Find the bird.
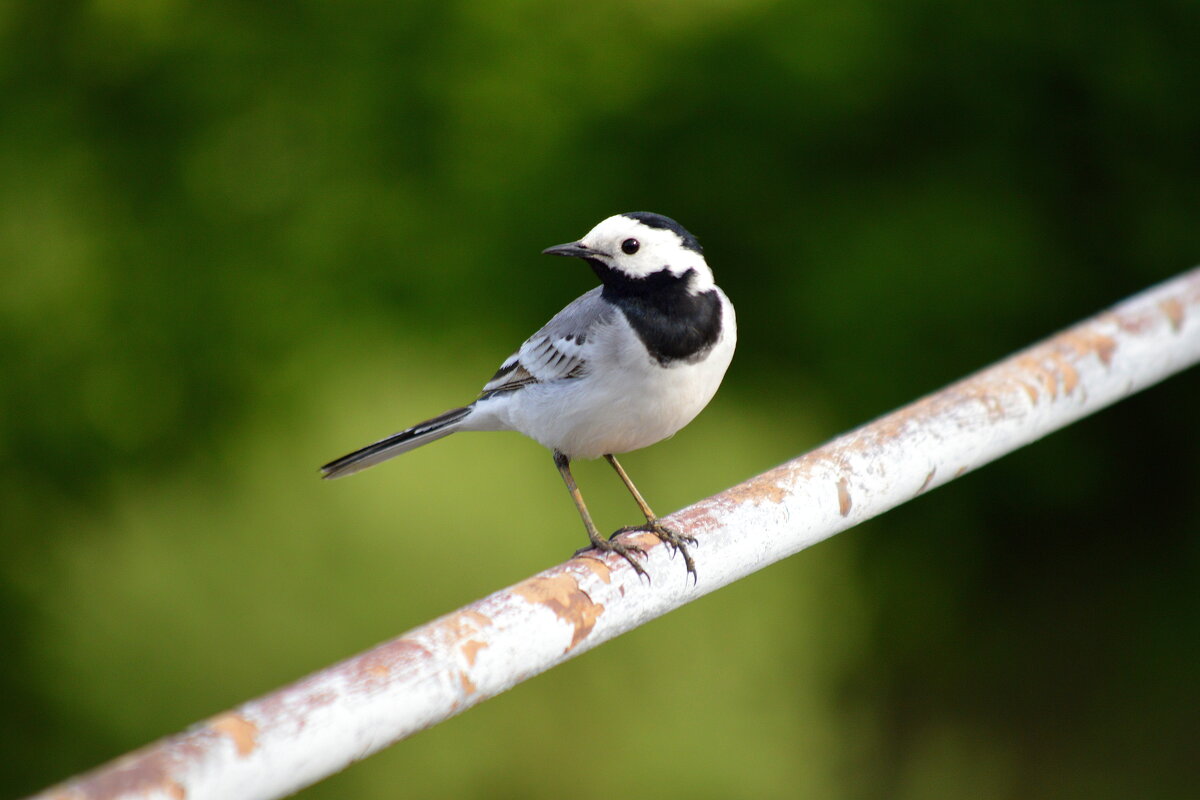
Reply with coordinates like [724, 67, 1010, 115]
[320, 212, 736, 580]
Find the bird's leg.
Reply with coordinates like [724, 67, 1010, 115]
[604, 454, 698, 580]
[554, 451, 648, 579]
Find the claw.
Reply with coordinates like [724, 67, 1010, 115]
[576, 537, 650, 581]
[615, 520, 698, 583]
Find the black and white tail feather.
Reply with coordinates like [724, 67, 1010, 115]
[320, 212, 737, 581]
[320, 406, 472, 479]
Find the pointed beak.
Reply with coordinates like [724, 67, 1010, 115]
[541, 241, 596, 259]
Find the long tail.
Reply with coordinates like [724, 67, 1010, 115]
[320, 405, 473, 479]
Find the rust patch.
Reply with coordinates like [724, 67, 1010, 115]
[624, 530, 661, 552]
[576, 556, 612, 583]
[514, 575, 604, 650]
[337, 639, 433, 694]
[663, 466, 793, 534]
[363, 662, 390, 680]
[717, 471, 789, 506]
[459, 670, 477, 694]
[209, 713, 258, 757]
[1093, 333, 1117, 365]
[461, 610, 493, 629]
[671, 504, 720, 531]
[1160, 297, 1186, 332]
[440, 610, 494, 639]
[1015, 354, 1059, 400]
[918, 467, 937, 494]
[1050, 354, 1080, 395]
[836, 477, 852, 517]
[999, 327, 1116, 406]
[461, 639, 488, 666]
[1112, 308, 1155, 334]
[1060, 328, 1118, 366]
[1015, 379, 1040, 405]
[302, 689, 337, 710]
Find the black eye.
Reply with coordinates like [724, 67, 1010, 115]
[621, 238, 640, 255]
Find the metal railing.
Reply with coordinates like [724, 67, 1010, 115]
[32, 266, 1200, 800]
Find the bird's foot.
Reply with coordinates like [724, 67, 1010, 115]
[613, 519, 698, 582]
[574, 536, 649, 580]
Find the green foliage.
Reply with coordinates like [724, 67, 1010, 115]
[2, 1, 1198, 798]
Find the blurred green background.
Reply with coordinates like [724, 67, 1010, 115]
[3, 1, 1199, 798]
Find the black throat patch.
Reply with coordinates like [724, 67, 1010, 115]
[592, 264, 723, 366]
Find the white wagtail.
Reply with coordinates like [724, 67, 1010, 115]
[321, 212, 736, 579]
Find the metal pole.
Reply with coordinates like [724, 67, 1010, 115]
[33, 267, 1200, 800]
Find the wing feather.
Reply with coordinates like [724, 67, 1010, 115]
[479, 287, 612, 399]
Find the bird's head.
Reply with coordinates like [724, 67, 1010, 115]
[542, 212, 713, 294]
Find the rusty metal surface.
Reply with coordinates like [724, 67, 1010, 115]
[33, 266, 1200, 800]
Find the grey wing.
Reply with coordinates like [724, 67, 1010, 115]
[480, 287, 613, 398]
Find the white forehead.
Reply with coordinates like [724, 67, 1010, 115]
[581, 214, 681, 249]
[578, 214, 710, 283]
